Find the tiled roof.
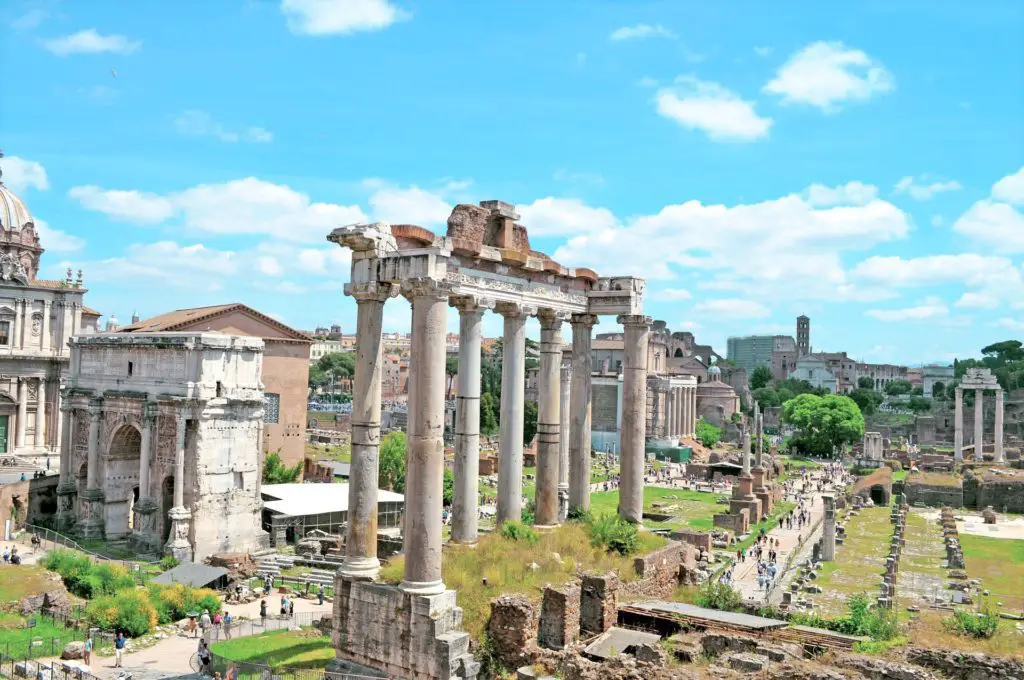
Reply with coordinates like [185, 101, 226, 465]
[81, 306, 101, 316]
[120, 303, 312, 342]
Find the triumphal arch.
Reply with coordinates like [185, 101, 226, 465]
[328, 200, 648, 679]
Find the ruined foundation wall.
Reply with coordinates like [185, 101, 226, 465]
[975, 478, 1024, 513]
[904, 482, 963, 508]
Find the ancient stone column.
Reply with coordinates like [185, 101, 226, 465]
[822, 494, 836, 561]
[663, 389, 673, 438]
[535, 310, 564, 528]
[617, 315, 651, 524]
[400, 280, 449, 596]
[683, 386, 691, 437]
[497, 302, 530, 524]
[133, 404, 158, 547]
[15, 379, 28, 450]
[80, 401, 105, 538]
[451, 296, 487, 544]
[86, 404, 101, 490]
[56, 403, 76, 530]
[41, 300, 52, 352]
[741, 428, 752, 476]
[33, 379, 46, 449]
[58, 406, 73, 486]
[138, 410, 153, 500]
[165, 413, 193, 561]
[12, 298, 22, 352]
[974, 388, 984, 461]
[558, 358, 572, 521]
[994, 389, 1004, 463]
[341, 283, 393, 577]
[954, 387, 963, 461]
[755, 403, 764, 468]
[569, 314, 597, 513]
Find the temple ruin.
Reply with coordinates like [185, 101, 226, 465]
[954, 367, 1004, 462]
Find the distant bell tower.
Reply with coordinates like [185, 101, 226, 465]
[797, 315, 810, 357]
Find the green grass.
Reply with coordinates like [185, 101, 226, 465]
[960, 534, 1024, 610]
[305, 442, 351, 463]
[588, 486, 728, 532]
[209, 627, 334, 670]
[0, 565, 56, 602]
[0, 613, 84, 660]
[379, 522, 664, 641]
[813, 506, 892, 616]
[892, 470, 908, 482]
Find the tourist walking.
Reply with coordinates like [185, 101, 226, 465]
[223, 611, 233, 639]
[83, 636, 92, 666]
[114, 632, 126, 668]
[199, 609, 212, 636]
[318, 584, 325, 606]
[260, 599, 267, 626]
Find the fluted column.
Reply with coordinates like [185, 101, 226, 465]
[400, 280, 448, 596]
[558, 357, 571, 521]
[954, 387, 963, 461]
[451, 296, 488, 544]
[165, 412, 193, 560]
[686, 387, 695, 436]
[569, 314, 597, 513]
[15, 379, 28, 450]
[534, 310, 564, 528]
[681, 387, 689, 437]
[86, 403, 101, 489]
[618, 315, 651, 524]
[79, 400, 105, 539]
[56, 402, 76, 530]
[12, 299, 23, 352]
[741, 428, 752, 476]
[41, 301, 52, 352]
[497, 302, 530, 524]
[33, 379, 46, 449]
[138, 407, 155, 504]
[755, 402, 764, 468]
[58, 406, 73, 485]
[341, 282, 394, 578]
[974, 388, 984, 461]
[994, 389, 1004, 463]
[665, 389, 675, 438]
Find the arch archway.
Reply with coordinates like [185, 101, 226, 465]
[674, 348, 684, 358]
[161, 476, 175, 544]
[103, 424, 142, 539]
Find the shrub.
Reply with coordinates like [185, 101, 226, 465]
[159, 555, 180, 571]
[944, 606, 999, 639]
[85, 590, 158, 637]
[567, 507, 592, 523]
[42, 549, 134, 598]
[147, 583, 222, 623]
[499, 520, 539, 545]
[695, 581, 742, 612]
[585, 513, 639, 556]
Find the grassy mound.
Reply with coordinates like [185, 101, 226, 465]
[210, 627, 334, 670]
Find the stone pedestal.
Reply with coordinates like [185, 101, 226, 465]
[131, 499, 160, 552]
[164, 506, 194, 562]
[730, 475, 761, 524]
[55, 482, 77, 532]
[751, 467, 773, 518]
[78, 488, 105, 539]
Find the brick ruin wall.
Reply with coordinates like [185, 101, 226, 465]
[904, 481, 964, 508]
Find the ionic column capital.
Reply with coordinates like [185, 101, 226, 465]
[400, 278, 451, 302]
[449, 295, 495, 314]
[345, 281, 398, 303]
[570, 313, 598, 328]
[495, 301, 537, 318]
[617, 314, 653, 329]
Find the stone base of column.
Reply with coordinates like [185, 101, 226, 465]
[339, 555, 381, 580]
[164, 506, 194, 562]
[399, 579, 446, 596]
[557, 485, 569, 523]
[131, 500, 160, 553]
[56, 483, 78, 532]
[78, 488, 105, 539]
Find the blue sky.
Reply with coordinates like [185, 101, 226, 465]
[2, 0, 1022, 366]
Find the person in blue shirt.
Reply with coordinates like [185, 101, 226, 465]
[114, 632, 126, 667]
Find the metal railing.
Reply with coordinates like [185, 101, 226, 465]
[23, 524, 161, 570]
[0, 651, 102, 680]
[207, 654, 383, 680]
[202, 611, 330, 645]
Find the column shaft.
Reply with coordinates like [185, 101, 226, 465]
[16, 379, 27, 450]
[41, 301, 52, 352]
[86, 407, 101, 489]
[617, 315, 650, 524]
[34, 379, 46, 448]
[342, 285, 391, 577]
[994, 390, 1004, 462]
[12, 299, 22, 352]
[401, 283, 448, 595]
[58, 407, 73, 485]
[497, 306, 528, 524]
[666, 390, 675, 438]
[568, 314, 596, 512]
[974, 388, 984, 461]
[451, 300, 484, 544]
[954, 388, 963, 461]
[534, 311, 563, 527]
[172, 414, 186, 507]
[138, 414, 154, 502]
[755, 404, 763, 468]
[558, 358, 571, 521]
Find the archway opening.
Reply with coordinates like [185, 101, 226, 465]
[161, 476, 175, 544]
[870, 485, 888, 506]
[105, 425, 142, 540]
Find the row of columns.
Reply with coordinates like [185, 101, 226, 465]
[8, 299, 54, 354]
[663, 384, 696, 439]
[953, 387, 1005, 462]
[13, 377, 51, 451]
[339, 278, 651, 596]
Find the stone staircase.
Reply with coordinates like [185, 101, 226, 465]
[255, 553, 338, 588]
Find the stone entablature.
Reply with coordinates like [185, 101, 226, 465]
[58, 332, 267, 560]
[954, 368, 1004, 463]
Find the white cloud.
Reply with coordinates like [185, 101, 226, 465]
[1, 156, 49, 192]
[653, 288, 692, 301]
[68, 185, 175, 224]
[293, 246, 351, 274]
[851, 254, 1021, 289]
[655, 76, 772, 142]
[893, 175, 962, 200]
[997, 317, 1024, 332]
[257, 256, 284, 276]
[610, 24, 676, 41]
[65, 242, 236, 290]
[365, 182, 452, 228]
[70, 178, 368, 243]
[518, 197, 618, 237]
[955, 292, 999, 309]
[953, 200, 1024, 252]
[992, 166, 1024, 205]
[174, 110, 273, 143]
[763, 41, 894, 111]
[805, 181, 878, 207]
[753, 46, 773, 57]
[678, 319, 702, 330]
[43, 29, 140, 56]
[865, 300, 948, 321]
[34, 218, 85, 252]
[281, 0, 408, 36]
[692, 298, 771, 319]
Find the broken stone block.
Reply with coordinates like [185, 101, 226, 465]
[725, 652, 770, 673]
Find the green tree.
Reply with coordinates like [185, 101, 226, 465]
[981, 340, 1023, 363]
[932, 381, 946, 399]
[317, 352, 357, 391]
[884, 379, 913, 396]
[523, 400, 539, 445]
[262, 451, 302, 484]
[308, 364, 330, 390]
[749, 365, 772, 390]
[379, 431, 407, 493]
[907, 395, 932, 413]
[443, 467, 455, 506]
[445, 356, 459, 400]
[782, 393, 865, 458]
[911, 385, 924, 396]
[695, 418, 721, 447]
[776, 378, 823, 397]
[857, 376, 875, 390]
[752, 387, 781, 408]
[849, 388, 884, 416]
[480, 392, 499, 435]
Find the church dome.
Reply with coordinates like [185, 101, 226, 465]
[0, 182, 34, 232]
